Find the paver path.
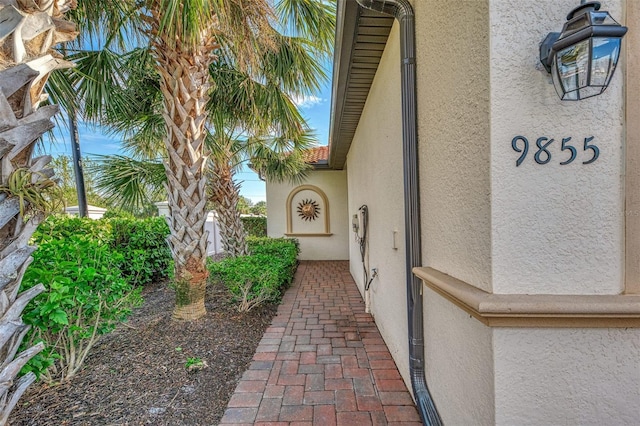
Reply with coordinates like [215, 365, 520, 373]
[219, 260, 422, 425]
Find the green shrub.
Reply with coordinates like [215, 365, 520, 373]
[32, 214, 112, 245]
[241, 216, 267, 237]
[20, 236, 142, 383]
[109, 217, 172, 286]
[209, 238, 299, 311]
[32, 215, 172, 287]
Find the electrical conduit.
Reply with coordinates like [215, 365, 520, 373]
[353, 1, 442, 424]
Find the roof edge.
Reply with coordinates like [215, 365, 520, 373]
[328, 0, 360, 170]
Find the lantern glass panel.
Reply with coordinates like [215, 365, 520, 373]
[590, 37, 620, 87]
[590, 11, 619, 26]
[577, 85, 604, 99]
[556, 39, 590, 94]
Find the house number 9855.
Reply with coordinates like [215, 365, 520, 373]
[511, 135, 599, 167]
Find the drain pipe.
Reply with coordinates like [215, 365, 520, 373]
[354, 1, 442, 424]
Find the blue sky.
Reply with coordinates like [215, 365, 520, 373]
[46, 80, 332, 204]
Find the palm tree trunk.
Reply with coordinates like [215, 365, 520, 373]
[208, 162, 249, 257]
[150, 20, 215, 321]
[0, 0, 76, 419]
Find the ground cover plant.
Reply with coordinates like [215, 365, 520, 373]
[208, 237, 299, 311]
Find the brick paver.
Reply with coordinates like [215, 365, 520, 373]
[219, 261, 421, 425]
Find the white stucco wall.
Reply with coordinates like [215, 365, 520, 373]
[266, 170, 349, 260]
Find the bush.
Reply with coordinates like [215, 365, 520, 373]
[209, 238, 299, 311]
[33, 214, 112, 245]
[31, 215, 172, 287]
[109, 217, 172, 286]
[241, 216, 267, 237]
[20, 236, 142, 383]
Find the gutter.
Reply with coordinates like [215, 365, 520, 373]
[353, 1, 442, 424]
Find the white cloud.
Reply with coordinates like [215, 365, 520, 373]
[291, 94, 325, 109]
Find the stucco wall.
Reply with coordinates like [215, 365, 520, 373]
[490, 0, 625, 295]
[340, 0, 636, 424]
[346, 24, 409, 381]
[266, 170, 349, 260]
[418, 0, 492, 293]
[494, 328, 640, 425]
[346, 13, 495, 421]
[413, 1, 495, 423]
[423, 288, 495, 425]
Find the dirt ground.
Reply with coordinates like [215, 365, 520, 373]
[9, 278, 278, 426]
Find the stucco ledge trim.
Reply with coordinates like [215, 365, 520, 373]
[284, 233, 333, 237]
[413, 267, 640, 328]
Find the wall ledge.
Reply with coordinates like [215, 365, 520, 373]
[284, 233, 333, 237]
[413, 267, 640, 328]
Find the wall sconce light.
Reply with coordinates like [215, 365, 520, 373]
[539, 1, 627, 101]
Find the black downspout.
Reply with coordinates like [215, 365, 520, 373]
[353, 1, 442, 425]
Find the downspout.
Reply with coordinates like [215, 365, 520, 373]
[353, 1, 442, 425]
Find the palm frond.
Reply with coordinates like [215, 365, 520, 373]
[275, 0, 336, 57]
[69, 48, 130, 122]
[88, 155, 167, 212]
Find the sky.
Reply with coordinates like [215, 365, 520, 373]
[46, 78, 333, 205]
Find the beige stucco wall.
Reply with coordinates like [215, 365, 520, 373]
[491, 0, 625, 295]
[343, 0, 639, 424]
[266, 170, 349, 260]
[418, 0, 493, 294]
[488, 1, 639, 423]
[414, 1, 495, 423]
[346, 13, 495, 424]
[626, 0, 640, 294]
[346, 24, 409, 381]
[494, 328, 640, 425]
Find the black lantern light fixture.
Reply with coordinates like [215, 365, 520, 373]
[539, 1, 627, 101]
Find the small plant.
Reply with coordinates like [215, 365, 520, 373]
[0, 168, 62, 219]
[185, 357, 207, 371]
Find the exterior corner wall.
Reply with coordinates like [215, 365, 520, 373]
[423, 288, 495, 426]
[266, 170, 349, 260]
[413, 1, 496, 423]
[625, 0, 640, 294]
[417, 0, 492, 293]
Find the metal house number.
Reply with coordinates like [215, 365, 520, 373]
[511, 135, 599, 167]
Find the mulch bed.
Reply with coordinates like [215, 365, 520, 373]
[9, 278, 278, 425]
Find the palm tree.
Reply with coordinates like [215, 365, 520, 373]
[0, 0, 77, 420]
[56, 0, 278, 321]
[90, 53, 319, 256]
[86, 1, 334, 257]
[60, 0, 335, 320]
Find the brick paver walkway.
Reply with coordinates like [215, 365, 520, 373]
[219, 261, 421, 425]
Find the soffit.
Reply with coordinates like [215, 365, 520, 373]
[328, 0, 393, 170]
